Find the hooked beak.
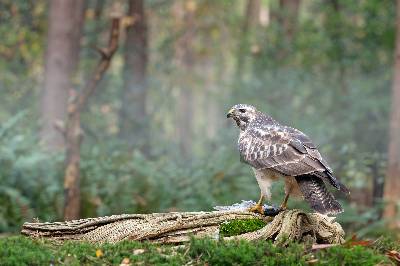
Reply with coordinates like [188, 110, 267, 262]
[226, 108, 234, 118]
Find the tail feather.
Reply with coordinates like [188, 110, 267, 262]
[295, 174, 343, 215]
[313, 171, 350, 195]
[325, 171, 350, 195]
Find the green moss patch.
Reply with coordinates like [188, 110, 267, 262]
[219, 218, 267, 237]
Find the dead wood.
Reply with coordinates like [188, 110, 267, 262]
[22, 209, 345, 245]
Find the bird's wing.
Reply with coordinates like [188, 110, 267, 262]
[285, 127, 349, 193]
[238, 125, 328, 177]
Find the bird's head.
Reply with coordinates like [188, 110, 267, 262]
[227, 104, 258, 130]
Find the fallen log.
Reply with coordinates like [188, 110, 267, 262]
[21, 209, 345, 245]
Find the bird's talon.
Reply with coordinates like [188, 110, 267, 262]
[248, 204, 264, 215]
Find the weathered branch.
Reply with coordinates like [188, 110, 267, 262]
[63, 17, 121, 221]
[76, 17, 120, 112]
[22, 210, 345, 245]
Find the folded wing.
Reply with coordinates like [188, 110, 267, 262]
[238, 125, 349, 194]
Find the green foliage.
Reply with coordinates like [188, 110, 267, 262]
[0, 236, 394, 266]
[0, 112, 259, 231]
[219, 219, 267, 237]
[0, 112, 63, 232]
[315, 245, 389, 266]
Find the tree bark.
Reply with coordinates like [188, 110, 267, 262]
[119, 0, 149, 148]
[40, 0, 85, 151]
[63, 17, 121, 221]
[21, 210, 345, 245]
[383, 0, 400, 228]
[175, 1, 196, 156]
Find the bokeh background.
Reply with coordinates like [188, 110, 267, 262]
[0, 0, 399, 238]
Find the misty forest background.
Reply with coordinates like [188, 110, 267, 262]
[1, 0, 400, 238]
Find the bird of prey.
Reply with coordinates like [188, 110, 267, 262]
[227, 104, 349, 215]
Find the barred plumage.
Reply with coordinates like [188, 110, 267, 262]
[296, 175, 343, 215]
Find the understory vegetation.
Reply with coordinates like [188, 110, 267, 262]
[0, 116, 394, 239]
[0, 236, 398, 266]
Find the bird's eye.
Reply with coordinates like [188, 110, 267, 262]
[239, 108, 246, 113]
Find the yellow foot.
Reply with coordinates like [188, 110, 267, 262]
[248, 204, 264, 214]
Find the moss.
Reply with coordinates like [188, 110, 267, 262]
[0, 236, 185, 266]
[219, 218, 267, 237]
[315, 245, 390, 266]
[371, 236, 400, 254]
[189, 237, 309, 266]
[0, 235, 394, 265]
[0, 236, 54, 266]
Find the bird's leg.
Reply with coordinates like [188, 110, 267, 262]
[248, 194, 264, 214]
[280, 180, 294, 211]
[280, 192, 290, 210]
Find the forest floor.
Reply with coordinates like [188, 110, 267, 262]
[0, 235, 399, 265]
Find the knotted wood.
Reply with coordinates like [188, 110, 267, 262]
[21, 210, 345, 245]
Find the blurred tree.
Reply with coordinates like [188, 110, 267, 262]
[175, 1, 196, 156]
[279, 0, 300, 39]
[94, 0, 105, 20]
[326, 0, 347, 94]
[40, 0, 85, 151]
[236, 0, 261, 77]
[276, 0, 301, 61]
[63, 16, 121, 220]
[119, 0, 149, 149]
[383, 0, 400, 228]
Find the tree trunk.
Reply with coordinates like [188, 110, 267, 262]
[119, 0, 148, 149]
[383, 0, 400, 228]
[63, 17, 121, 220]
[40, 0, 85, 151]
[276, 0, 300, 61]
[279, 0, 300, 41]
[94, 0, 105, 20]
[236, 0, 261, 77]
[175, 1, 196, 156]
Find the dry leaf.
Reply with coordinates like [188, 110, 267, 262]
[386, 250, 400, 264]
[95, 249, 103, 258]
[120, 258, 131, 266]
[306, 258, 319, 264]
[345, 234, 373, 247]
[133, 249, 146, 255]
[311, 244, 338, 250]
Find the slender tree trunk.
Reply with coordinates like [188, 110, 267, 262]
[279, 0, 300, 41]
[276, 0, 300, 61]
[383, 0, 400, 228]
[40, 0, 85, 151]
[119, 0, 148, 148]
[236, 0, 260, 77]
[328, 0, 347, 95]
[94, 0, 105, 20]
[63, 17, 121, 220]
[175, 1, 196, 156]
[371, 161, 384, 209]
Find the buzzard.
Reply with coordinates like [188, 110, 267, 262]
[227, 104, 349, 215]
